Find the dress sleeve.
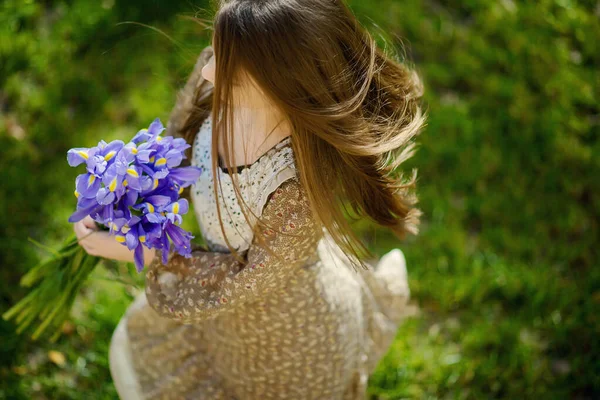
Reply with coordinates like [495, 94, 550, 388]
[144, 176, 322, 324]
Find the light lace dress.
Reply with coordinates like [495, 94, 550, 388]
[108, 115, 415, 400]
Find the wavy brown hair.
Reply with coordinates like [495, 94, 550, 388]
[168, 0, 425, 271]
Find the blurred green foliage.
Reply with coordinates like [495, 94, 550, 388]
[1, 0, 598, 399]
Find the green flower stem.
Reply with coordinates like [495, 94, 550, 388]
[3, 232, 105, 340]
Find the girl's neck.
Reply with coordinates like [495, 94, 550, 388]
[218, 101, 292, 167]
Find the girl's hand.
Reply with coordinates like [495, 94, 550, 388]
[73, 216, 104, 256]
[73, 216, 156, 266]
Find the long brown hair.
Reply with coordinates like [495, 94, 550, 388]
[174, 0, 425, 271]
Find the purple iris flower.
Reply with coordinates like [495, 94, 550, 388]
[67, 117, 202, 272]
[108, 214, 129, 236]
[96, 163, 125, 205]
[131, 118, 164, 144]
[134, 141, 157, 164]
[74, 173, 101, 199]
[164, 220, 194, 258]
[68, 196, 103, 223]
[163, 199, 189, 225]
[168, 166, 203, 188]
[133, 195, 170, 224]
[114, 197, 133, 221]
[67, 139, 124, 176]
[117, 155, 143, 192]
[171, 137, 191, 154]
[124, 215, 170, 272]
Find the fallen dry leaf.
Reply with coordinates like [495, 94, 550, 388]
[48, 350, 66, 367]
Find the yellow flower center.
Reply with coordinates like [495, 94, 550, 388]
[126, 168, 139, 178]
[104, 151, 116, 161]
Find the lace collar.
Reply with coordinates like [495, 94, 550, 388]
[196, 115, 294, 179]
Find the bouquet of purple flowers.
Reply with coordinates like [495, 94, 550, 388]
[68, 117, 202, 272]
[2, 118, 201, 340]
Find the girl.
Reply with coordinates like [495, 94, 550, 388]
[74, 0, 424, 398]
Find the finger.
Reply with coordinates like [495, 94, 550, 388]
[73, 220, 85, 239]
[82, 215, 98, 230]
[74, 221, 93, 242]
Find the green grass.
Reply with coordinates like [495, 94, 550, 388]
[1, 0, 598, 399]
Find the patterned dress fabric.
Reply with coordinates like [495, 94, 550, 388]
[108, 115, 415, 400]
